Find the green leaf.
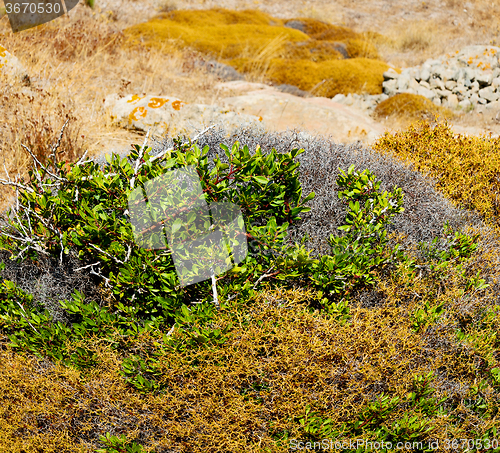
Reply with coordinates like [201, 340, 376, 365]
[253, 175, 269, 185]
[171, 219, 183, 234]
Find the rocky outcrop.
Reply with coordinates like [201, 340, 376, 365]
[217, 81, 386, 143]
[195, 60, 245, 81]
[104, 83, 387, 146]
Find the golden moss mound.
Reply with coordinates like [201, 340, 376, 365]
[124, 9, 308, 60]
[373, 119, 500, 228]
[374, 93, 455, 122]
[123, 9, 389, 96]
[259, 57, 388, 96]
[283, 17, 380, 59]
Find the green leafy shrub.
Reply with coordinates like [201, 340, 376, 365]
[0, 138, 313, 322]
[2, 129, 500, 451]
[298, 372, 447, 449]
[96, 433, 148, 453]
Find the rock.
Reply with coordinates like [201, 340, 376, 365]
[425, 59, 442, 67]
[470, 81, 480, 92]
[459, 99, 472, 110]
[453, 84, 468, 96]
[447, 93, 459, 109]
[397, 75, 410, 91]
[332, 42, 350, 59]
[409, 78, 420, 91]
[457, 45, 500, 69]
[433, 97, 442, 106]
[284, 20, 306, 33]
[195, 60, 244, 81]
[105, 94, 263, 135]
[445, 80, 457, 90]
[479, 86, 499, 102]
[435, 67, 455, 81]
[344, 93, 354, 106]
[221, 87, 386, 144]
[470, 93, 479, 105]
[420, 67, 431, 82]
[408, 68, 420, 80]
[0, 43, 29, 82]
[478, 97, 488, 105]
[430, 77, 445, 89]
[215, 81, 270, 92]
[464, 67, 476, 80]
[476, 72, 493, 86]
[435, 88, 451, 98]
[332, 94, 346, 103]
[417, 86, 436, 100]
[419, 80, 431, 89]
[453, 68, 465, 81]
[383, 68, 399, 80]
[382, 79, 397, 95]
[275, 84, 311, 97]
[492, 77, 500, 88]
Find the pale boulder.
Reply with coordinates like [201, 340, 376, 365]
[0, 43, 28, 81]
[105, 94, 263, 135]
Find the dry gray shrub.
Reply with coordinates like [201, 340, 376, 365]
[0, 247, 109, 323]
[150, 124, 484, 255]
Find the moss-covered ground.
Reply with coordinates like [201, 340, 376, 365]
[123, 8, 390, 97]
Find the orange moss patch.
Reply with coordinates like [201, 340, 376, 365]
[123, 8, 308, 60]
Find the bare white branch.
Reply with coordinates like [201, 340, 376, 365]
[125, 244, 132, 263]
[15, 301, 39, 334]
[0, 177, 35, 194]
[89, 243, 124, 265]
[73, 262, 102, 272]
[50, 118, 69, 162]
[211, 269, 219, 309]
[75, 149, 89, 166]
[253, 264, 276, 290]
[130, 129, 151, 191]
[21, 143, 68, 183]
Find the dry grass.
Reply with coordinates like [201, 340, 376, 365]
[1, 282, 497, 451]
[0, 2, 224, 215]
